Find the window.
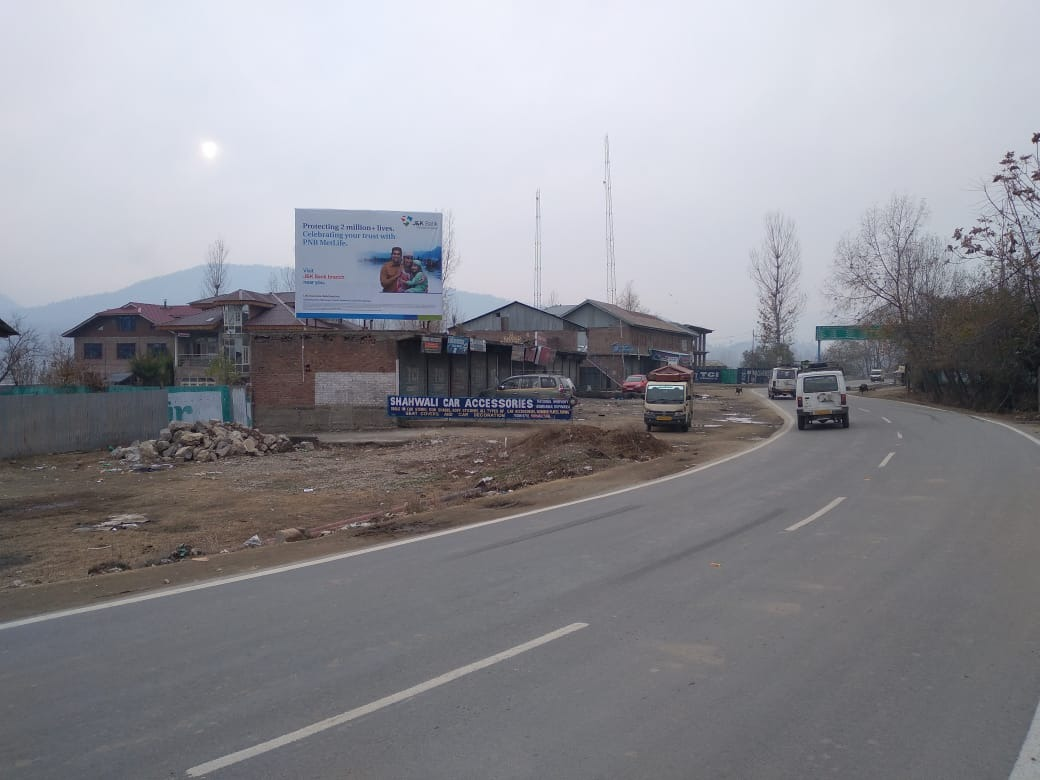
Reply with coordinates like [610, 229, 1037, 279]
[116, 316, 136, 332]
[83, 343, 102, 360]
[803, 375, 839, 393]
[116, 343, 136, 359]
[147, 343, 168, 355]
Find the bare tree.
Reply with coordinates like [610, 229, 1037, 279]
[267, 265, 295, 293]
[616, 280, 649, 313]
[440, 210, 463, 329]
[544, 289, 562, 308]
[748, 212, 805, 366]
[202, 238, 230, 298]
[951, 133, 1040, 410]
[0, 316, 43, 385]
[826, 195, 954, 394]
[37, 336, 78, 386]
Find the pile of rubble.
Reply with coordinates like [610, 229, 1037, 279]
[110, 420, 297, 464]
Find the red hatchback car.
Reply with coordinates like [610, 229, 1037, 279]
[621, 374, 648, 398]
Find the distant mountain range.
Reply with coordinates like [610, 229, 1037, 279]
[0, 264, 512, 338]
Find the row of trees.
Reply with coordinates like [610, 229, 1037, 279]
[827, 134, 1039, 412]
[743, 133, 1038, 413]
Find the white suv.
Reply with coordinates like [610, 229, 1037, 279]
[795, 370, 849, 429]
[768, 366, 798, 399]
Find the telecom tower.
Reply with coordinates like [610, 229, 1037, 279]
[534, 189, 542, 308]
[604, 135, 617, 304]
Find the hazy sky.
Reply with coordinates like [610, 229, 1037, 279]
[2, 1, 1037, 343]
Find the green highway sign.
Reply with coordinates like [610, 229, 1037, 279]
[815, 325, 882, 341]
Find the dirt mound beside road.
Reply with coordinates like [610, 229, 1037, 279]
[0, 388, 783, 620]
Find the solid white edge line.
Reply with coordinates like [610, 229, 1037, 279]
[971, 416, 1040, 447]
[785, 497, 846, 532]
[2, 399, 795, 631]
[979, 414, 1040, 779]
[1011, 695, 1040, 779]
[878, 452, 895, 468]
[185, 621, 588, 777]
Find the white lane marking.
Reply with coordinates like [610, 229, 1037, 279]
[897, 432, 903, 440]
[1011, 693, 1040, 779]
[881, 416, 892, 424]
[2, 407, 794, 631]
[785, 497, 846, 532]
[878, 452, 895, 468]
[971, 416, 1040, 447]
[186, 622, 588, 777]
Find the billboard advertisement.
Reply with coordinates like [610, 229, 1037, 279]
[294, 209, 443, 320]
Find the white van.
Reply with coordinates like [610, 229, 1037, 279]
[795, 369, 849, 429]
[768, 366, 798, 399]
[869, 369, 884, 384]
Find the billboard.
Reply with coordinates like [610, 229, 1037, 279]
[295, 209, 443, 320]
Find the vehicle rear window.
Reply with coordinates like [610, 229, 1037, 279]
[803, 375, 840, 392]
[776, 369, 796, 379]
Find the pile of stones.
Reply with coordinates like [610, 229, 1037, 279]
[109, 420, 297, 464]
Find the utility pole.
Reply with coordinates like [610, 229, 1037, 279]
[604, 135, 617, 305]
[534, 189, 542, 308]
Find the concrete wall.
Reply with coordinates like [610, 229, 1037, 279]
[0, 390, 167, 458]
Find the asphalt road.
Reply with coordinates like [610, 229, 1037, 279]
[3, 393, 1040, 779]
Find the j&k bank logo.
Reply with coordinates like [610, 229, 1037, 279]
[399, 215, 440, 229]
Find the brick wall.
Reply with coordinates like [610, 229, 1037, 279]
[251, 332, 399, 431]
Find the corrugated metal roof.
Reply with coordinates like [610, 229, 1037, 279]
[62, 302, 206, 336]
[563, 299, 697, 335]
[190, 289, 285, 307]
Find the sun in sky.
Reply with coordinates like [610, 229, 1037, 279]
[199, 139, 220, 161]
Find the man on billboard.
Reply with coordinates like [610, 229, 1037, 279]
[379, 247, 405, 292]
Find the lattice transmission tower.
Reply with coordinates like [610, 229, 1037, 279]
[604, 135, 617, 304]
[534, 189, 542, 308]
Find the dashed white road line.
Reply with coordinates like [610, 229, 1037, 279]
[785, 497, 846, 532]
[881, 416, 892, 424]
[897, 432, 903, 440]
[186, 622, 589, 777]
[878, 452, 895, 468]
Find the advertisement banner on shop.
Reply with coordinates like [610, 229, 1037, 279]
[387, 396, 573, 421]
[294, 208, 443, 320]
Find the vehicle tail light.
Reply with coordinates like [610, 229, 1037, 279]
[796, 396, 803, 408]
[840, 393, 846, 404]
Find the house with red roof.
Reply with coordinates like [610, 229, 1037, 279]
[62, 301, 204, 384]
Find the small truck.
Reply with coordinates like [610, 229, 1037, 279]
[643, 365, 694, 432]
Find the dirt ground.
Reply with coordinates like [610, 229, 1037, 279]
[0, 387, 788, 620]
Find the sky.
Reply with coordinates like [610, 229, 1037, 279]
[2, 0, 1037, 345]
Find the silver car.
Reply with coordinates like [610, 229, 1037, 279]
[480, 374, 577, 405]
